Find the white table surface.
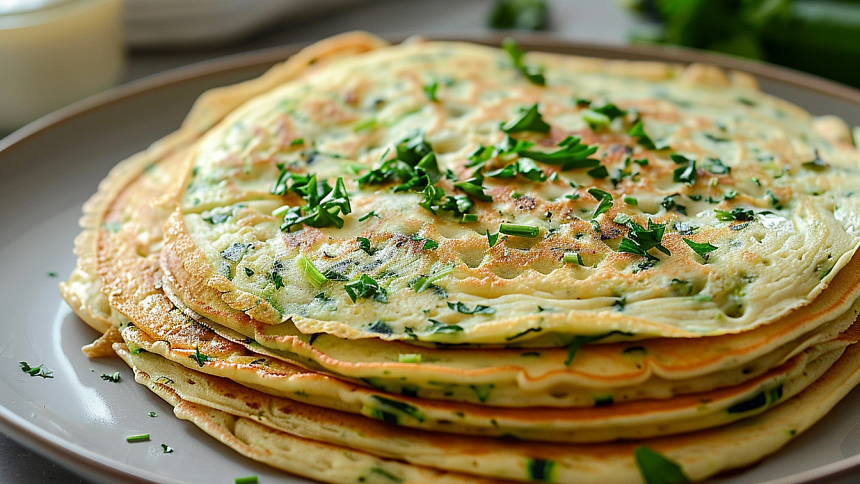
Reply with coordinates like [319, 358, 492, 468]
[0, 1, 640, 482]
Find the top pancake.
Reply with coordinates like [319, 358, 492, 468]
[167, 38, 860, 344]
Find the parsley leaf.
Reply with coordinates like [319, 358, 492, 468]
[100, 371, 121, 383]
[447, 302, 496, 315]
[501, 104, 550, 133]
[521, 136, 599, 170]
[661, 195, 687, 215]
[410, 234, 438, 250]
[485, 158, 547, 181]
[189, 347, 209, 367]
[671, 154, 697, 185]
[344, 274, 388, 303]
[628, 120, 662, 150]
[588, 188, 613, 219]
[19, 361, 53, 379]
[423, 79, 438, 101]
[273, 173, 352, 231]
[634, 446, 689, 484]
[501, 38, 546, 86]
[617, 219, 670, 260]
[715, 207, 756, 222]
[453, 176, 493, 202]
[683, 238, 718, 262]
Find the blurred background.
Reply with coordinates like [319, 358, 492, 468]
[1, 0, 859, 481]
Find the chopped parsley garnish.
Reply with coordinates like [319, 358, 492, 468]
[588, 188, 613, 219]
[428, 319, 465, 334]
[485, 158, 547, 181]
[357, 237, 374, 255]
[661, 195, 687, 215]
[501, 38, 546, 86]
[126, 434, 150, 443]
[47, 271, 57, 277]
[423, 79, 438, 101]
[634, 446, 689, 484]
[161, 444, 174, 453]
[358, 132, 439, 190]
[411, 234, 438, 250]
[272, 172, 352, 230]
[447, 301, 496, 315]
[189, 347, 209, 367]
[526, 458, 556, 482]
[633, 158, 649, 166]
[19, 361, 53, 379]
[766, 190, 783, 209]
[419, 186, 475, 219]
[704, 157, 730, 174]
[564, 334, 607, 365]
[344, 274, 387, 303]
[587, 165, 609, 178]
[269, 270, 284, 289]
[751, 176, 761, 186]
[715, 207, 756, 222]
[624, 195, 638, 205]
[617, 219, 670, 260]
[520, 136, 599, 171]
[724, 190, 737, 200]
[244, 267, 254, 277]
[453, 175, 493, 202]
[683, 238, 718, 262]
[297, 254, 327, 288]
[368, 320, 393, 335]
[290, 138, 304, 146]
[628, 120, 661, 150]
[487, 230, 500, 247]
[148, 412, 158, 418]
[671, 154, 697, 185]
[501, 104, 550, 133]
[499, 223, 540, 238]
[100, 371, 121, 383]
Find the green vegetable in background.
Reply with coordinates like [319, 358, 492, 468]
[489, 0, 548, 30]
[626, 0, 860, 88]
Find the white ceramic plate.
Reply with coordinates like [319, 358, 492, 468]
[3, 37, 860, 484]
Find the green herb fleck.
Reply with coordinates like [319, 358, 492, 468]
[161, 444, 173, 454]
[588, 188, 613, 219]
[683, 239, 718, 263]
[100, 371, 121, 383]
[235, 477, 258, 484]
[423, 79, 438, 101]
[447, 301, 496, 315]
[501, 104, 550, 133]
[634, 446, 689, 484]
[189, 347, 209, 367]
[297, 254, 327, 288]
[624, 195, 638, 205]
[148, 412, 158, 418]
[126, 434, 150, 443]
[501, 38, 546, 86]
[19, 362, 53, 379]
[617, 219, 670, 260]
[526, 458, 556, 482]
[345, 275, 388, 303]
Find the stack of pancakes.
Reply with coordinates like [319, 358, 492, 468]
[61, 32, 860, 483]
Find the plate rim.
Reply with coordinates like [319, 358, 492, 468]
[3, 33, 860, 484]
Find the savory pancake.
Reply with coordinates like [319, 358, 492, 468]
[163, 38, 860, 344]
[116, 341, 860, 484]
[61, 31, 860, 484]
